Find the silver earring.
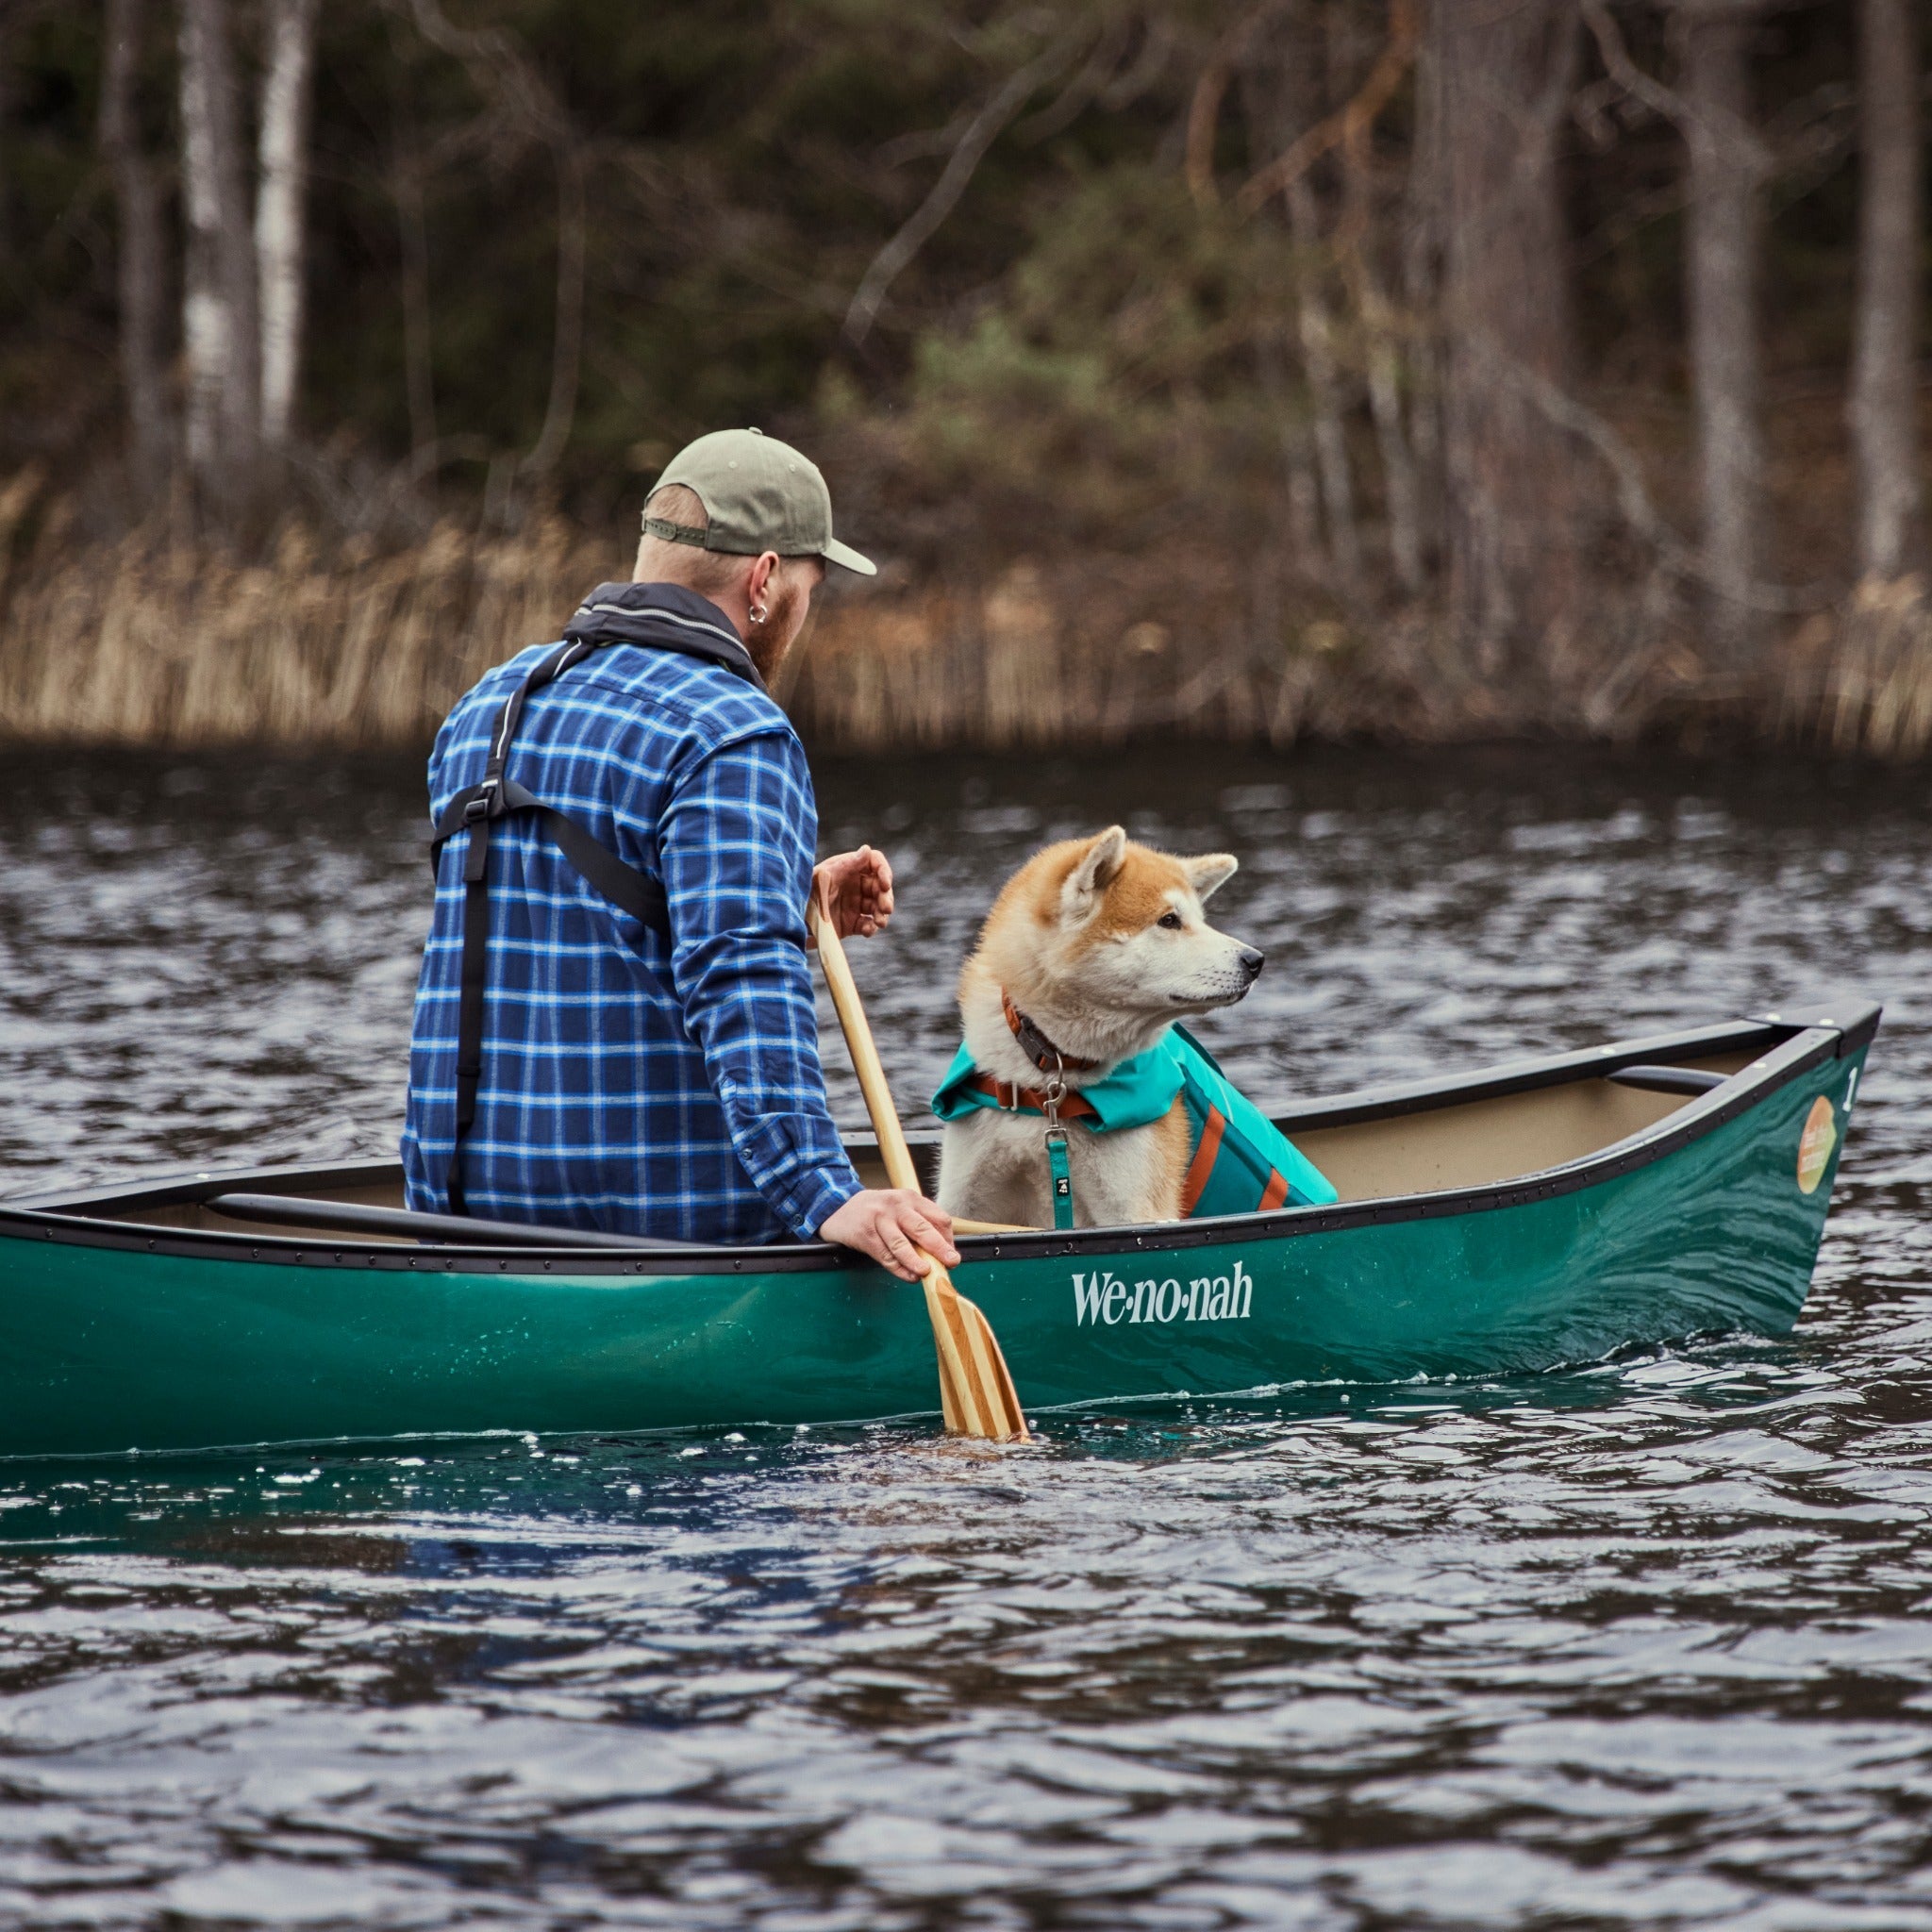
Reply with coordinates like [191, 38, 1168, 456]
[751, 604, 769, 624]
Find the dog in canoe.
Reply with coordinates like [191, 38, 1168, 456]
[931, 826, 1336, 1230]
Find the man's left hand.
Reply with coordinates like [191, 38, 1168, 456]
[811, 844, 893, 943]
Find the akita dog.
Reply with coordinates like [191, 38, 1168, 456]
[933, 825, 1274, 1230]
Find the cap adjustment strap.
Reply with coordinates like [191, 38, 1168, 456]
[640, 517, 711, 549]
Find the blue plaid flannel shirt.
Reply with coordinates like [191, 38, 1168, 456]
[401, 583, 863, 1244]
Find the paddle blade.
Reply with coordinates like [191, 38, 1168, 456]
[958, 1292, 1029, 1441]
[923, 1262, 1029, 1442]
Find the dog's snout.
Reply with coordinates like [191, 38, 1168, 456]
[1238, 945, 1265, 979]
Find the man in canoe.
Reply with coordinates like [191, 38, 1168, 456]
[401, 428, 958, 1281]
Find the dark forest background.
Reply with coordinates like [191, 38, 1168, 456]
[0, 0, 1926, 754]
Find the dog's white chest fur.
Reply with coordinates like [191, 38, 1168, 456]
[936, 1105, 1184, 1230]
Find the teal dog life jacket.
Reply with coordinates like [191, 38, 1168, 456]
[931, 1024, 1337, 1223]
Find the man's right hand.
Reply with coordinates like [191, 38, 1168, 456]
[819, 1189, 959, 1281]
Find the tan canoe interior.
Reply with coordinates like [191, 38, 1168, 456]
[91, 1048, 1758, 1243]
[1282, 1048, 1757, 1204]
[863, 1048, 1760, 1212]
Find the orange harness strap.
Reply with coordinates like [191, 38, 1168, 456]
[962, 1072, 1101, 1121]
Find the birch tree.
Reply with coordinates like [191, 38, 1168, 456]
[256, 0, 322, 451]
[100, 0, 169, 489]
[1848, 0, 1923, 581]
[1675, 0, 1769, 664]
[1431, 0, 1581, 675]
[178, 0, 259, 498]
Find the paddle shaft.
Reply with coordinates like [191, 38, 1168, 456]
[808, 890, 1028, 1441]
[809, 898, 921, 1195]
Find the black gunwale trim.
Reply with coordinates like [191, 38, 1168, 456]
[0, 1002, 1879, 1278]
[1263, 1019, 1777, 1133]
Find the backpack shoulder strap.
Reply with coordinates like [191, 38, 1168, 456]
[429, 639, 671, 1215]
[431, 777, 668, 933]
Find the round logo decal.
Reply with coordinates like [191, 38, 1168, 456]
[1796, 1095, 1838, 1195]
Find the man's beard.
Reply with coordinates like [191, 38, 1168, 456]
[745, 573, 810, 679]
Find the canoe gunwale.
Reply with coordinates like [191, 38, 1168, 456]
[0, 1000, 1877, 1278]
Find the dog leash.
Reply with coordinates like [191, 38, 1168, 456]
[1040, 1068, 1075, 1231]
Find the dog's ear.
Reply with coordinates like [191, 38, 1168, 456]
[1185, 853, 1238, 902]
[1063, 825, 1128, 913]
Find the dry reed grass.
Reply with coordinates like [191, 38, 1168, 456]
[0, 473, 606, 749]
[789, 561, 1403, 750]
[1775, 575, 1932, 761]
[1, 471, 1927, 759]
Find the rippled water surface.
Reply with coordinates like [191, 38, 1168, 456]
[1, 744, 1928, 1929]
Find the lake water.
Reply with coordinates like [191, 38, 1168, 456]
[1, 743, 1928, 1930]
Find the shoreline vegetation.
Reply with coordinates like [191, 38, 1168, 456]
[4, 5, 1929, 760]
[2, 474, 1927, 759]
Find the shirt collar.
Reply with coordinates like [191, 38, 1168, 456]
[560, 581, 765, 690]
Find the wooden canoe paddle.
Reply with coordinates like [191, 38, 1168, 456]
[808, 891, 1029, 1443]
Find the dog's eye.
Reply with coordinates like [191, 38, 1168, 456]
[1158, 910, 1184, 931]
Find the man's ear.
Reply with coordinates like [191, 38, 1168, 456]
[1185, 853, 1238, 902]
[1063, 826, 1128, 914]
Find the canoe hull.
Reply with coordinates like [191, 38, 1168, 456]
[0, 1031, 1866, 1457]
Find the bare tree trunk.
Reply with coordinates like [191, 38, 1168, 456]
[1242, 20, 1362, 592]
[0, 22, 13, 283]
[1677, 0, 1766, 665]
[1434, 0, 1581, 678]
[100, 0, 170, 491]
[256, 0, 321, 451]
[1848, 0, 1923, 580]
[1291, 175, 1367, 594]
[1402, 21, 1445, 575]
[178, 0, 259, 508]
[1236, 68, 1313, 575]
[1257, 335, 1324, 568]
[392, 129, 438, 465]
[1238, 61, 1323, 577]
[1361, 303, 1422, 593]
[1285, 175, 1363, 591]
[1339, 118, 1423, 593]
[522, 132, 585, 478]
[1327, 0, 1423, 595]
[404, 0, 586, 487]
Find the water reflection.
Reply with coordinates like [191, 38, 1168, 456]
[0, 745, 1927, 1927]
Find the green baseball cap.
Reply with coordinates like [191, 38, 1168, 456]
[646, 427, 876, 576]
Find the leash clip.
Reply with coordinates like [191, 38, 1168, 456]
[1040, 1055, 1066, 1130]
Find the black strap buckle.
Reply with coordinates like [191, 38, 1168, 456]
[462, 780, 500, 825]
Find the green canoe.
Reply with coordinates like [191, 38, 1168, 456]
[0, 998, 1876, 1458]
